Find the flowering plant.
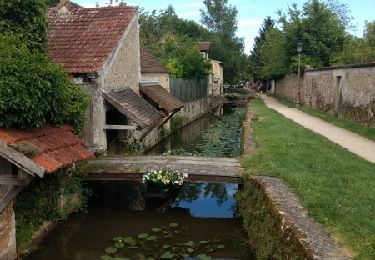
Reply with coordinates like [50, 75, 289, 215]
[142, 169, 188, 186]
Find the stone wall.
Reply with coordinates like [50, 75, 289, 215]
[275, 63, 375, 125]
[141, 73, 169, 91]
[103, 14, 140, 93]
[0, 202, 17, 260]
[275, 74, 302, 103]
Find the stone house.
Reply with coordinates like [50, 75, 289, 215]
[140, 47, 170, 91]
[196, 42, 224, 96]
[48, 1, 183, 151]
[0, 125, 92, 260]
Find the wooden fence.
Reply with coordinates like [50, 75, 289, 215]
[170, 78, 208, 103]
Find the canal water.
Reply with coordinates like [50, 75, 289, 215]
[25, 104, 252, 260]
[26, 181, 252, 260]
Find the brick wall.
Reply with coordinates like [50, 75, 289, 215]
[275, 64, 375, 126]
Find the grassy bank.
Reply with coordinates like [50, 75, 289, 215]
[241, 98, 375, 259]
[275, 95, 375, 141]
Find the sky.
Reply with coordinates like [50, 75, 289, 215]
[74, 0, 375, 54]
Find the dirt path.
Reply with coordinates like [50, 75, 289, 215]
[260, 94, 375, 164]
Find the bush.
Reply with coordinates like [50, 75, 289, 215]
[0, 35, 88, 132]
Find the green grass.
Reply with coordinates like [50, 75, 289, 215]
[274, 95, 375, 141]
[242, 98, 375, 259]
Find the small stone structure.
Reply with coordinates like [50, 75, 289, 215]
[275, 63, 375, 126]
[0, 125, 92, 259]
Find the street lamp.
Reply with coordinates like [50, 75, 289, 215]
[297, 41, 303, 104]
[297, 41, 303, 78]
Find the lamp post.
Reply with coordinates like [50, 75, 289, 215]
[297, 41, 303, 104]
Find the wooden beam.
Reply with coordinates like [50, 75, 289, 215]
[0, 186, 24, 213]
[104, 124, 137, 130]
[0, 141, 44, 177]
[0, 176, 28, 185]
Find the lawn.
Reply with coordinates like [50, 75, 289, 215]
[242, 98, 375, 259]
[274, 95, 375, 142]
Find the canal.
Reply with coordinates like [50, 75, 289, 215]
[25, 105, 252, 260]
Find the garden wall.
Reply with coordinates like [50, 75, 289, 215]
[275, 63, 375, 126]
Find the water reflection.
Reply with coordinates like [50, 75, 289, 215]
[25, 181, 245, 260]
[173, 183, 238, 218]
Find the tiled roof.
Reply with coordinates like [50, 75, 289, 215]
[47, 5, 137, 74]
[0, 125, 93, 174]
[197, 42, 211, 52]
[140, 48, 169, 74]
[140, 83, 184, 114]
[103, 88, 162, 129]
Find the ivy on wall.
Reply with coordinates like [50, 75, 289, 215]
[14, 169, 90, 248]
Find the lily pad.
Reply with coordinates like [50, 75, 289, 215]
[123, 236, 134, 244]
[163, 244, 171, 249]
[151, 227, 162, 233]
[146, 235, 157, 241]
[113, 236, 123, 242]
[101, 255, 113, 260]
[197, 254, 211, 260]
[113, 258, 129, 260]
[185, 241, 194, 247]
[114, 242, 125, 249]
[104, 247, 118, 254]
[168, 223, 179, 228]
[146, 258, 155, 260]
[187, 248, 194, 253]
[161, 251, 174, 259]
[216, 244, 226, 249]
[138, 233, 149, 239]
[199, 240, 209, 244]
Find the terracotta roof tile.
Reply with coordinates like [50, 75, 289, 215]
[103, 88, 162, 128]
[0, 125, 93, 174]
[139, 83, 184, 114]
[47, 6, 137, 74]
[140, 48, 169, 74]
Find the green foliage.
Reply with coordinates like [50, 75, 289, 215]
[170, 115, 185, 133]
[0, 0, 48, 53]
[139, 8, 211, 79]
[332, 35, 375, 65]
[102, 223, 227, 259]
[242, 98, 375, 259]
[15, 169, 90, 247]
[258, 29, 288, 80]
[0, 35, 89, 132]
[195, 107, 245, 157]
[237, 176, 308, 259]
[200, 0, 249, 83]
[250, 0, 358, 81]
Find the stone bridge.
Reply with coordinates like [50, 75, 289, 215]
[83, 156, 243, 184]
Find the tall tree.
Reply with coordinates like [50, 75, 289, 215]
[249, 16, 275, 80]
[200, 0, 248, 83]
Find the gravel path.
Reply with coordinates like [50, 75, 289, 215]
[260, 94, 375, 164]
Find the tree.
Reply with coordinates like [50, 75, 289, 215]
[0, 0, 88, 131]
[364, 20, 375, 47]
[139, 7, 211, 79]
[249, 16, 275, 80]
[0, 0, 48, 52]
[200, 0, 248, 83]
[258, 29, 288, 80]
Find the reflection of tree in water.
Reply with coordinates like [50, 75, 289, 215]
[173, 183, 229, 206]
